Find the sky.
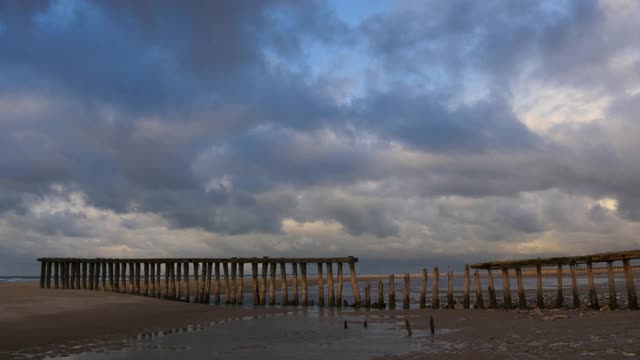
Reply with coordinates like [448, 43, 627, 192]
[1, 0, 640, 275]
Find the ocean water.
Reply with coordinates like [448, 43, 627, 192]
[0, 276, 39, 283]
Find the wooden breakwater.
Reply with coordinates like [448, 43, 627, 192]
[37, 257, 361, 307]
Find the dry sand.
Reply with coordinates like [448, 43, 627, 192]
[3, 282, 640, 359]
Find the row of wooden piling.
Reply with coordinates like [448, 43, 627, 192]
[37, 257, 362, 307]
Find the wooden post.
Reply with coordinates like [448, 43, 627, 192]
[502, 268, 512, 309]
[45, 261, 52, 288]
[377, 280, 384, 308]
[280, 262, 288, 305]
[205, 262, 213, 304]
[81, 262, 87, 289]
[317, 263, 324, 307]
[403, 272, 410, 309]
[570, 263, 580, 308]
[587, 261, 599, 310]
[170, 263, 177, 300]
[214, 262, 221, 305]
[269, 262, 277, 306]
[164, 263, 170, 300]
[156, 263, 162, 298]
[175, 262, 181, 299]
[40, 261, 46, 288]
[193, 262, 199, 303]
[607, 261, 617, 310]
[389, 274, 396, 310]
[336, 263, 342, 307]
[326, 263, 334, 307]
[301, 262, 308, 306]
[144, 262, 149, 297]
[54, 262, 60, 289]
[348, 260, 362, 306]
[75, 262, 81, 289]
[463, 265, 470, 309]
[223, 262, 231, 304]
[70, 262, 77, 289]
[183, 262, 190, 303]
[623, 259, 638, 310]
[260, 262, 268, 305]
[555, 264, 564, 308]
[292, 262, 299, 305]
[121, 262, 127, 293]
[516, 267, 526, 310]
[364, 281, 371, 308]
[238, 262, 244, 304]
[201, 262, 209, 304]
[231, 261, 237, 304]
[150, 262, 156, 298]
[447, 269, 454, 309]
[487, 269, 496, 309]
[135, 262, 141, 295]
[420, 268, 427, 309]
[474, 269, 484, 309]
[108, 262, 114, 292]
[129, 262, 135, 294]
[432, 267, 440, 309]
[101, 262, 107, 291]
[251, 262, 259, 305]
[536, 264, 544, 309]
[89, 262, 95, 290]
[94, 262, 100, 291]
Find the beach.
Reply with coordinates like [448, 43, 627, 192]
[4, 282, 640, 359]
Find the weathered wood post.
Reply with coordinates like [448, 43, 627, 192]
[377, 280, 384, 308]
[516, 267, 526, 310]
[129, 262, 135, 294]
[292, 262, 299, 305]
[420, 268, 427, 309]
[135, 262, 141, 296]
[120, 262, 127, 293]
[432, 266, 440, 309]
[93, 262, 100, 291]
[348, 258, 362, 306]
[89, 262, 95, 290]
[164, 263, 170, 300]
[536, 264, 544, 309]
[109, 262, 115, 292]
[183, 262, 190, 303]
[39, 261, 46, 288]
[82, 262, 87, 289]
[555, 264, 564, 308]
[301, 262, 309, 306]
[238, 262, 244, 304]
[202, 262, 210, 304]
[336, 263, 343, 307]
[403, 272, 410, 309]
[144, 262, 149, 297]
[205, 262, 213, 304]
[388, 274, 396, 310]
[193, 262, 199, 303]
[326, 263, 335, 307]
[269, 262, 277, 306]
[170, 263, 177, 300]
[101, 262, 107, 291]
[280, 262, 289, 305]
[214, 262, 221, 305]
[463, 265, 470, 309]
[447, 269, 455, 309]
[150, 262, 156, 297]
[251, 262, 259, 305]
[45, 261, 52, 288]
[70, 262, 77, 289]
[54, 262, 60, 289]
[607, 261, 617, 310]
[230, 261, 237, 304]
[570, 263, 580, 308]
[317, 263, 324, 307]
[587, 261, 599, 310]
[75, 262, 81, 289]
[487, 269, 496, 309]
[175, 262, 181, 299]
[502, 268, 512, 309]
[156, 263, 162, 298]
[474, 269, 484, 309]
[623, 259, 638, 310]
[260, 261, 268, 305]
[364, 281, 371, 308]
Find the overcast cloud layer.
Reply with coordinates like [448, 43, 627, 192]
[1, 0, 640, 274]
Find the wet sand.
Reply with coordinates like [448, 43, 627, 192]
[4, 282, 640, 359]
